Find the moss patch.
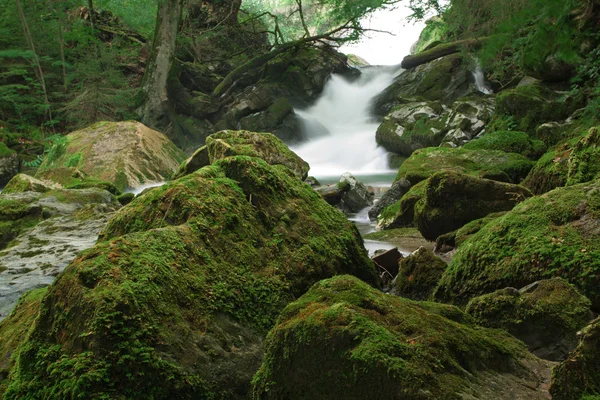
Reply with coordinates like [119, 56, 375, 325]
[463, 130, 546, 159]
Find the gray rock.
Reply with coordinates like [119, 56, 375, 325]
[440, 97, 495, 147]
[0, 152, 18, 187]
[339, 173, 373, 213]
[368, 178, 411, 221]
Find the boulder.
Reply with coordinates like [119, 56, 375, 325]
[339, 173, 373, 212]
[466, 278, 594, 361]
[435, 212, 507, 253]
[1, 155, 378, 399]
[171, 145, 210, 180]
[463, 130, 546, 159]
[0, 188, 121, 318]
[314, 183, 350, 206]
[413, 172, 532, 241]
[391, 247, 447, 300]
[373, 54, 475, 115]
[205, 130, 309, 180]
[440, 96, 495, 147]
[363, 228, 433, 253]
[550, 318, 600, 400]
[0, 143, 18, 187]
[368, 178, 411, 221]
[35, 121, 186, 192]
[376, 180, 427, 230]
[523, 126, 600, 194]
[371, 247, 402, 278]
[434, 180, 600, 311]
[2, 174, 59, 194]
[252, 275, 553, 400]
[238, 98, 304, 143]
[396, 147, 535, 186]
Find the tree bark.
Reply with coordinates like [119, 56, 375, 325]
[139, 0, 184, 129]
[400, 38, 487, 69]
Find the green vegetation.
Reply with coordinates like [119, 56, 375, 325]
[392, 247, 447, 301]
[463, 131, 546, 159]
[252, 275, 534, 399]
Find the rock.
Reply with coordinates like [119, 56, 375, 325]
[172, 115, 216, 153]
[0, 154, 378, 399]
[434, 180, 600, 311]
[534, 121, 575, 147]
[414, 172, 533, 241]
[526, 54, 577, 82]
[376, 181, 426, 230]
[346, 54, 369, 67]
[0, 143, 18, 187]
[339, 173, 373, 212]
[239, 98, 304, 143]
[363, 228, 433, 253]
[368, 178, 411, 220]
[375, 101, 448, 156]
[396, 147, 535, 185]
[435, 212, 507, 252]
[524, 126, 600, 194]
[463, 130, 546, 159]
[314, 183, 350, 205]
[440, 96, 496, 147]
[550, 318, 600, 399]
[0, 188, 120, 318]
[206, 130, 310, 180]
[252, 275, 553, 400]
[171, 145, 210, 180]
[391, 247, 447, 301]
[116, 192, 135, 206]
[517, 76, 541, 88]
[2, 174, 59, 194]
[371, 247, 402, 278]
[304, 176, 320, 187]
[466, 278, 594, 361]
[35, 121, 186, 192]
[373, 54, 475, 115]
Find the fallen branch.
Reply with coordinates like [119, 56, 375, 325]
[400, 37, 487, 69]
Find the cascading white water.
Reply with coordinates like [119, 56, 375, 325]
[291, 66, 401, 179]
[473, 63, 493, 95]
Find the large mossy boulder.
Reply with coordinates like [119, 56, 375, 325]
[252, 275, 552, 400]
[414, 172, 532, 241]
[463, 130, 546, 159]
[0, 142, 18, 187]
[439, 96, 495, 148]
[376, 180, 427, 230]
[368, 178, 411, 221]
[35, 121, 186, 192]
[391, 247, 447, 301]
[435, 212, 507, 253]
[373, 54, 473, 115]
[550, 318, 600, 400]
[2, 174, 59, 194]
[396, 147, 535, 185]
[523, 126, 600, 194]
[1, 156, 378, 399]
[466, 279, 593, 361]
[434, 180, 600, 311]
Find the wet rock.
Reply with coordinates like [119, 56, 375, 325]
[440, 96, 495, 147]
[252, 275, 553, 400]
[550, 317, 600, 400]
[414, 171, 532, 241]
[35, 121, 186, 192]
[462, 130, 546, 159]
[376, 180, 426, 230]
[314, 183, 349, 205]
[0, 143, 18, 187]
[171, 145, 210, 180]
[466, 278, 594, 361]
[371, 247, 402, 278]
[339, 173, 374, 213]
[368, 178, 411, 220]
[391, 246, 447, 301]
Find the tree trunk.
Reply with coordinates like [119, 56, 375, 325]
[400, 38, 487, 69]
[139, 0, 184, 129]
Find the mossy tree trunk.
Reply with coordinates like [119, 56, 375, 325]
[401, 38, 487, 69]
[139, 0, 184, 129]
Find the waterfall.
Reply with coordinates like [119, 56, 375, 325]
[472, 63, 493, 95]
[291, 66, 400, 179]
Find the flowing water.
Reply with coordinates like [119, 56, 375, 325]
[473, 63, 493, 95]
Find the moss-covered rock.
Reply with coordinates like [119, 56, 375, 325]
[252, 275, 552, 400]
[206, 130, 309, 180]
[172, 145, 210, 180]
[396, 147, 535, 185]
[524, 127, 600, 194]
[35, 121, 186, 192]
[550, 318, 600, 400]
[435, 212, 507, 252]
[0, 143, 18, 187]
[2, 156, 378, 399]
[463, 131, 546, 159]
[376, 181, 427, 230]
[414, 172, 532, 241]
[0, 193, 45, 251]
[391, 247, 447, 301]
[2, 174, 58, 194]
[466, 279, 593, 361]
[363, 228, 433, 253]
[439, 96, 496, 148]
[0, 288, 47, 394]
[434, 180, 600, 311]
[239, 98, 303, 143]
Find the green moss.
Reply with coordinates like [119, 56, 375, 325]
[378, 181, 427, 229]
[0, 195, 44, 250]
[435, 212, 507, 250]
[65, 178, 121, 195]
[396, 147, 534, 185]
[363, 227, 423, 241]
[376, 112, 448, 156]
[463, 130, 546, 159]
[0, 142, 15, 158]
[252, 275, 532, 400]
[392, 247, 447, 301]
[434, 180, 600, 310]
[2, 156, 378, 399]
